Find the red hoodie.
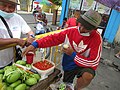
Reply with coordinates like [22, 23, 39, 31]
[35, 26, 102, 70]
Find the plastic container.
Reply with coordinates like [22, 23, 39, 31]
[32, 60, 55, 80]
[26, 52, 34, 64]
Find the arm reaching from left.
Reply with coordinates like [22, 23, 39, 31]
[22, 45, 36, 57]
[0, 38, 26, 48]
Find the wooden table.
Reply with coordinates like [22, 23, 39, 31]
[30, 68, 61, 90]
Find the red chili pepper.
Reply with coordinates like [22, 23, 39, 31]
[33, 60, 53, 70]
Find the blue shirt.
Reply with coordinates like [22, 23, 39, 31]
[62, 52, 78, 71]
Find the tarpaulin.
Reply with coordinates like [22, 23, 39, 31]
[95, 0, 120, 11]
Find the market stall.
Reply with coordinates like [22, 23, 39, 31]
[0, 30, 63, 90]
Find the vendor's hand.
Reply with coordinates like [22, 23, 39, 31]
[22, 45, 36, 57]
[25, 38, 35, 47]
[15, 38, 26, 48]
[62, 47, 74, 56]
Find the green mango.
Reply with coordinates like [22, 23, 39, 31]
[26, 86, 30, 90]
[4, 66, 11, 71]
[14, 83, 26, 90]
[1, 82, 7, 90]
[6, 71, 21, 83]
[10, 80, 21, 88]
[6, 86, 13, 90]
[16, 60, 26, 66]
[26, 64, 31, 68]
[0, 69, 4, 74]
[0, 74, 3, 80]
[30, 74, 41, 81]
[25, 78, 37, 86]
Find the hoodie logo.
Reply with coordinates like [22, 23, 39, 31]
[73, 40, 87, 53]
[64, 35, 87, 53]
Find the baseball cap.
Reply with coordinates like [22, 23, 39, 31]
[0, 0, 19, 5]
[77, 9, 102, 30]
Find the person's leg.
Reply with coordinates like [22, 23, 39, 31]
[75, 68, 95, 90]
[75, 72, 94, 90]
[63, 70, 77, 90]
[63, 70, 76, 84]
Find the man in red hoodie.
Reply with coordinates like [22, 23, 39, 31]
[22, 9, 102, 90]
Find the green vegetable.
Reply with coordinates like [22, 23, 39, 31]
[25, 78, 37, 86]
[16, 60, 26, 66]
[6, 86, 13, 90]
[4, 67, 15, 76]
[26, 64, 31, 68]
[59, 83, 66, 90]
[30, 74, 41, 81]
[0, 81, 4, 90]
[0, 74, 3, 80]
[14, 83, 26, 90]
[6, 71, 21, 83]
[0, 69, 4, 74]
[1, 82, 7, 90]
[10, 80, 21, 88]
[4, 66, 10, 71]
[26, 86, 30, 90]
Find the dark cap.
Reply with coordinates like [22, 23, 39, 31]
[77, 9, 102, 30]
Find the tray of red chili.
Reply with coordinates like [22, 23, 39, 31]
[33, 60, 54, 70]
[32, 59, 55, 80]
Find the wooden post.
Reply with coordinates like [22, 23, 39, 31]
[52, 9, 58, 25]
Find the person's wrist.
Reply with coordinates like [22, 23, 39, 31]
[29, 34, 35, 38]
[30, 44, 36, 49]
[32, 41, 38, 48]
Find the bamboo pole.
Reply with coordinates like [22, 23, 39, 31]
[0, 29, 63, 50]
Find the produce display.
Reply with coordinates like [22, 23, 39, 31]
[0, 60, 41, 90]
[33, 60, 54, 70]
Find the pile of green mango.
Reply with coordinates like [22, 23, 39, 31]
[0, 60, 41, 90]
